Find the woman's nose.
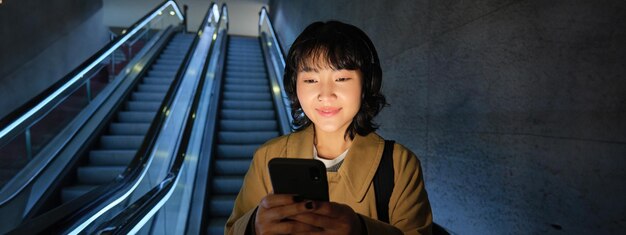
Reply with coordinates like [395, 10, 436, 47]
[317, 81, 336, 101]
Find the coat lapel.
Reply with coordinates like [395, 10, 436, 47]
[339, 132, 385, 202]
[284, 126, 315, 159]
[283, 126, 386, 203]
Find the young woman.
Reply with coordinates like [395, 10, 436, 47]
[226, 21, 433, 235]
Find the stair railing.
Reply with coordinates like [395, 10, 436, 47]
[87, 3, 229, 235]
[258, 7, 293, 135]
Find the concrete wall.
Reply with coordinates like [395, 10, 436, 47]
[103, 0, 268, 36]
[268, 0, 626, 234]
[0, 0, 108, 120]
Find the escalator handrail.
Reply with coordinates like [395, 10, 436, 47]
[259, 7, 286, 65]
[258, 7, 293, 134]
[91, 4, 229, 234]
[0, 0, 183, 208]
[5, 7, 206, 235]
[5, 25, 177, 235]
[0, 0, 183, 146]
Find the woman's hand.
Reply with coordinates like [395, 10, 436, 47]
[254, 194, 321, 235]
[289, 201, 363, 235]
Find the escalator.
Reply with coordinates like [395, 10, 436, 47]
[205, 36, 281, 235]
[43, 32, 195, 207]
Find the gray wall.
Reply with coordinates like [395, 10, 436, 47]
[0, 0, 108, 120]
[268, 0, 626, 234]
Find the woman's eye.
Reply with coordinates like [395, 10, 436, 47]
[336, 77, 351, 82]
[303, 79, 317, 83]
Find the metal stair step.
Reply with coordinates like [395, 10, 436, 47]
[117, 111, 155, 123]
[110, 123, 149, 135]
[219, 120, 278, 131]
[223, 92, 271, 101]
[137, 84, 169, 93]
[100, 135, 144, 150]
[89, 150, 136, 166]
[222, 100, 273, 110]
[77, 166, 126, 184]
[131, 92, 166, 101]
[143, 77, 173, 85]
[126, 101, 161, 111]
[216, 145, 258, 159]
[221, 109, 275, 120]
[218, 131, 278, 145]
[209, 195, 237, 217]
[147, 70, 176, 78]
[214, 159, 251, 175]
[212, 176, 244, 194]
[224, 78, 268, 86]
[223, 84, 269, 93]
[206, 218, 228, 235]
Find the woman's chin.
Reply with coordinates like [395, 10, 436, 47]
[313, 122, 349, 135]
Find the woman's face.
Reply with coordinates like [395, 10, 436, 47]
[296, 66, 362, 136]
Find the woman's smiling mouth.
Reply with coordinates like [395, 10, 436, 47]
[316, 107, 342, 117]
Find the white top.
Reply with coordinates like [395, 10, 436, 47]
[313, 146, 350, 169]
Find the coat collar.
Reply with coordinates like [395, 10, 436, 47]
[283, 126, 385, 202]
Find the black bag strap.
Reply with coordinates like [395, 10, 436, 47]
[374, 140, 395, 224]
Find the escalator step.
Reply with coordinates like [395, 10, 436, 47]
[110, 123, 149, 135]
[209, 195, 236, 217]
[219, 120, 277, 131]
[226, 67, 266, 74]
[224, 78, 268, 86]
[89, 150, 136, 166]
[223, 92, 271, 101]
[226, 69, 267, 75]
[77, 166, 125, 184]
[228, 52, 262, 58]
[214, 159, 251, 175]
[223, 84, 269, 93]
[212, 176, 244, 194]
[131, 92, 166, 101]
[163, 48, 187, 54]
[226, 59, 263, 65]
[222, 100, 272, 110]
[217, 145, 258, 159]
[157, 58, 182, 65]
[226, 63, 264, 70]
[100, 135, 144, 149]
[143, 77, 173, 85]
[148, 69, 177, 77]
[117, 111, 155, 123]
[150, 64, 178, 72]
[206, 218, 228, 235]
[126, 101, 161, 111]
[221, 109, 275, 120]
[218, 131, 278, 145]
[225, 74, 267, 80]
[62, 185, 97, 203]
[161, 53, 185, 59]
[137, 84, 169, 93]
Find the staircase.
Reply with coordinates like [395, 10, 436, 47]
[60, 33, 195, 203]
[205, 36, 280, 234]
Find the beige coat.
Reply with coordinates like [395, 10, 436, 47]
[225, 126, 433, 234]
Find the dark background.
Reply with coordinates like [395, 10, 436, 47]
[268, 0, 626, 233]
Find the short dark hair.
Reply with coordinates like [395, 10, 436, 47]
[283, 21, 387, 139]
